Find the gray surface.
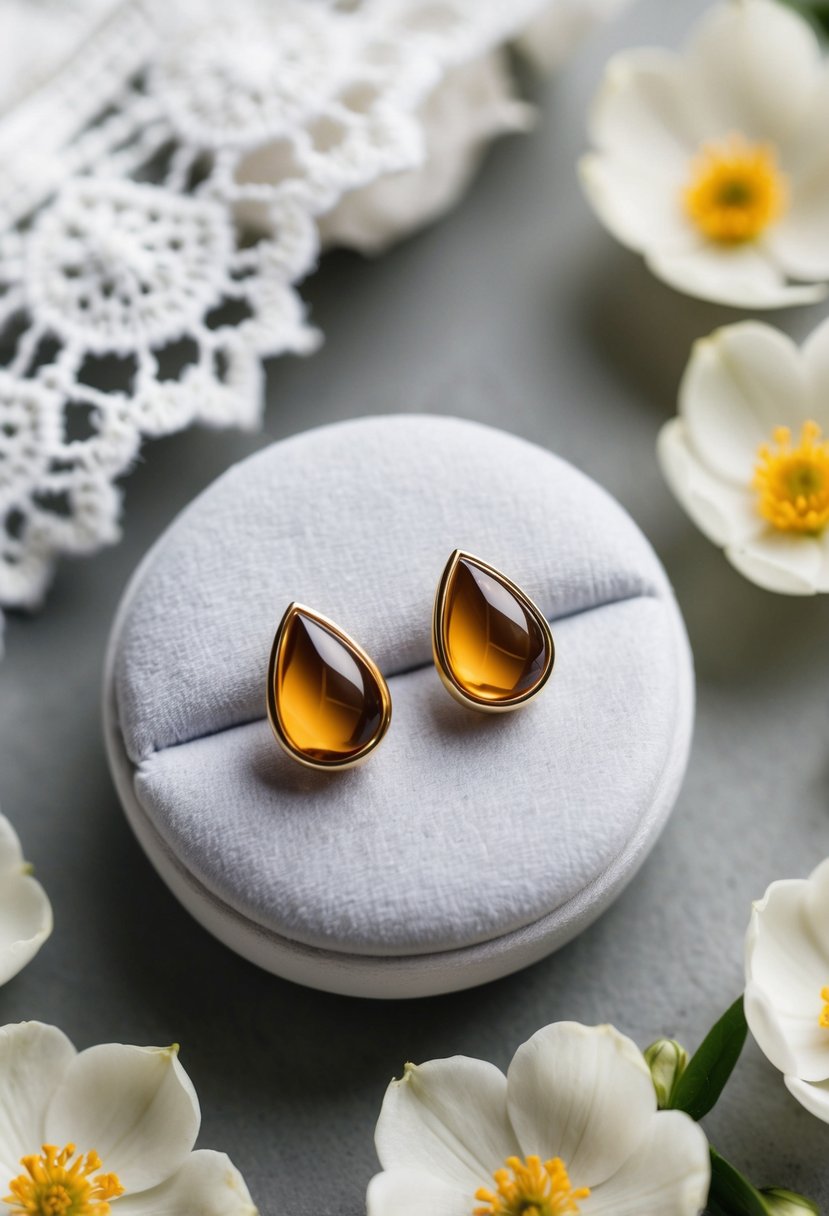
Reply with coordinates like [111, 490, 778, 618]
[0, 0, 828, 1212]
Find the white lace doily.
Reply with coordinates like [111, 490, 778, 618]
[0, 0, 564, 625]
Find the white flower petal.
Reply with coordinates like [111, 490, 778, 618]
[45, 1044, 200, 1193]
[746, 881, 824, 1014]
[506, 1023, 654, 1188]
[114, 1150, 258, 1216]
[0, 873, 53, 986]
[803, 858, 829, 962]
[583, 0, 829, 306]
[647, 240, 827, 309]
[680, 323, 811, 484]
[726, 531, 822, 595]
[800, 316, 829, 429]
[0, 1022, 76, 1179]
[745, 984, 800, 1078]
[374, 1058, 517, 1192]
[367, 1167, 468, 1216]
[818, 531, 829, 593]
[587, 49, 699, 174]
[583, 1110, 710, 1215]
[658, 418, 762, 548]
[579, 154, 692, 256]
[0, 815, 52, 986]
[686, 0, 823, 146]
[0, 815, 25, 872]
[784, 1074, 829, 1122]
[785, 70, 829, 177]
[745, 878, 829, 1080]
[769, 154, 829, 282]
[752, 1000, 829, 1083]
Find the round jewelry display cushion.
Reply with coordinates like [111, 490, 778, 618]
[104, 415, 694, 999]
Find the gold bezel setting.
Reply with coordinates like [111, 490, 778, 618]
[432, 551, 555, 714]
[267, 602, 392, 771]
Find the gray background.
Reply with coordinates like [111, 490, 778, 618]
[1, 0, 828, 1211]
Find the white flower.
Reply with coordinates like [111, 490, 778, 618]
[745, 859, 829, 1123]
[367, 1022, 710, 1216]
[515, 0, 632, 74]
[580, 0, 829, 308]
[0, 1022, 258, 1216]
[0, 815, 51, 986]
[319, 51, 534, 255]
[658, 318, 829, 595]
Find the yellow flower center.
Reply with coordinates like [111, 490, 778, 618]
[754, 420, 829, 534]
[819, 988, 829, 1029]
[3, 1145, 124, 1216]
[684, 135, 788, 243]
[474, 1156, 590, 1216]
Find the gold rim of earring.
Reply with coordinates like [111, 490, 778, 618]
[267, 603, 392, 771]
[432, 551, 555, 714]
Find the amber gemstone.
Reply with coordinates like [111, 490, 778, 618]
[440, 556, 551, 704]
[273, 608, 388, 765]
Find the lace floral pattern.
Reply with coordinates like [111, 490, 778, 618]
[0, 0, 554, 617]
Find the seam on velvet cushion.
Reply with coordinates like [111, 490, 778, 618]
[118, 586, 662, 759]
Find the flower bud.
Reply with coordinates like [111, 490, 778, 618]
[643, 1038, 688, 1108]
[760, 1188, 819, 1216]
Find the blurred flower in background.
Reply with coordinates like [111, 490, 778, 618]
[581, 0, 829, 307]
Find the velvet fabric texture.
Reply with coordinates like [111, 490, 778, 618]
[107, 416, 694, 991]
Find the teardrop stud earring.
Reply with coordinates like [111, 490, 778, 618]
[267, 603, 392, 770]
[432, 551, 555, 713]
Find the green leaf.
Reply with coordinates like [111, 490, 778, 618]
[708, 1148, 770, 1216]
[668, 996, 747, 1122]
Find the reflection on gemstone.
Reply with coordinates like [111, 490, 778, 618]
[271, 606, 388, 766]
[437, 554, 553, 706]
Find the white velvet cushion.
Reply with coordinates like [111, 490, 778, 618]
[106, 415, 693, 991]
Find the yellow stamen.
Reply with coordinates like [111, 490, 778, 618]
[474, 1155, 590, 1216]
[819, 987, 829, 1029]
[684, 135, 787, 243]
[754, 420, 829, 534]
[4, 1145, 124, 1216]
